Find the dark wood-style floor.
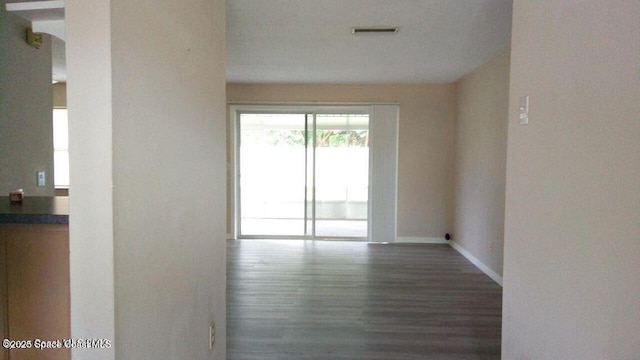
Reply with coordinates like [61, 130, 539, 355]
[227, 240, 502, 359]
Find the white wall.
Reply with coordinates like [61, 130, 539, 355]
[67, 0, 227, 358]
[0, 7, 54, 196]
[453, 51, 510, 281]
[503, 1, 640, 358]
[67, 0, 114, 358]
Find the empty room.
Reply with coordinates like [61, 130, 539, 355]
[0, 1, 638, 359]
[224, 1, 511, 358]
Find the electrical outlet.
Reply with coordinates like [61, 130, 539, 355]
[209, 322, 215, 350]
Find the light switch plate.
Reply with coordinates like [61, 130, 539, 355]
[519, 95, 529, 125]
[37, 170, 46, 187]
[209, 322, 215, 350]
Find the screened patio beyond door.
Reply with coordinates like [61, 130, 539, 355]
[238, 112, 370, 239]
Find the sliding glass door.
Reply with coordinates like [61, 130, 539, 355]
[239, 113, 309, 236]
[237, 111, 369, 239]
[313, 114, 369, 238]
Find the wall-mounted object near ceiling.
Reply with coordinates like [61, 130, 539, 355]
[26, 27, 43, 48]
[6, 0, 67, 82]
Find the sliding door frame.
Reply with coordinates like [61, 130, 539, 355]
[229, 103, 398, 242]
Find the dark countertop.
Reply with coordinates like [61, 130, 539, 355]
[0, 196, 69, 224]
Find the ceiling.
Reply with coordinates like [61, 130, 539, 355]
[4, 0, 513, 84]
[226, 0, 513, 83]
[2, 0, 63, 21]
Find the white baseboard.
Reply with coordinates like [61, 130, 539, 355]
[396, 236, 449, 244]
[449, 241, 503, 286]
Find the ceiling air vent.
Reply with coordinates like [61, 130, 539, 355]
[351, 26, 399, 35]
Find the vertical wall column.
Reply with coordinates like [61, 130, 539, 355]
[66, 0, 115, 359]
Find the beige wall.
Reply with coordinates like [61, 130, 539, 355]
[227, 83, 456, 240]
[0, 8, 54, 196]
[67, 0, 227, 359]
[453, 51, 510, 279]
[111, 0, 226, 357]
[503, 1, 640, 358]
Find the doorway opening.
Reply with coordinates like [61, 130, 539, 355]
[237, 111, 369, 240]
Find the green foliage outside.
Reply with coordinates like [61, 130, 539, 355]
[250, 129, 369, 147]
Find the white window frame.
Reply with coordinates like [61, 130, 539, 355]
[53, 107, 70, 189]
